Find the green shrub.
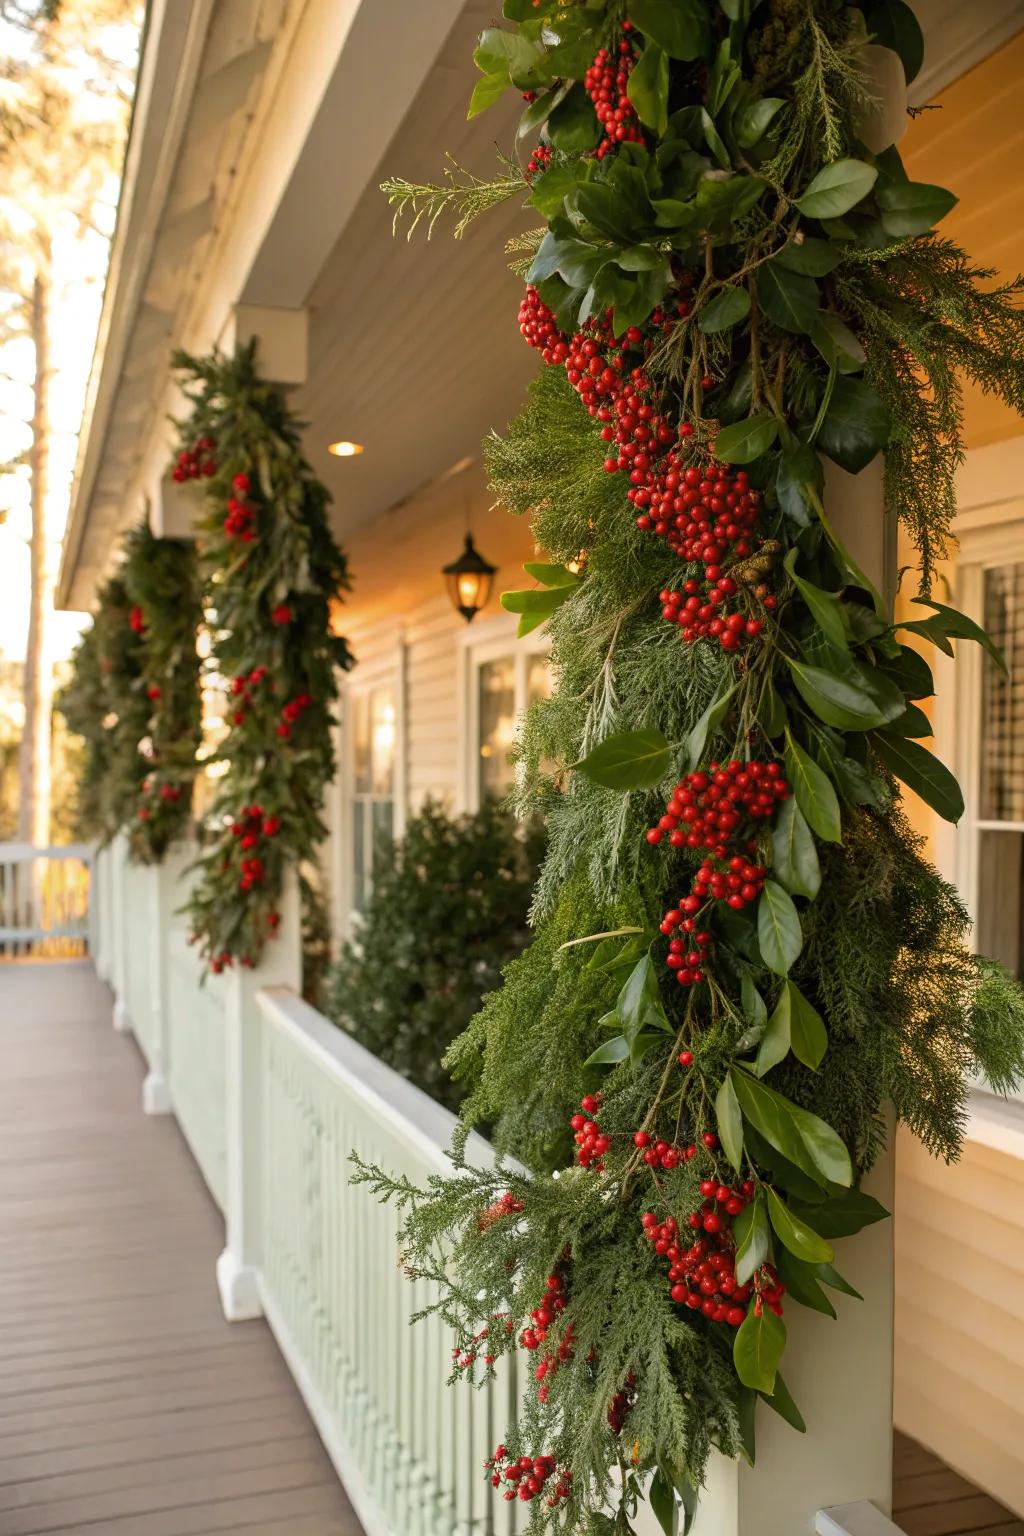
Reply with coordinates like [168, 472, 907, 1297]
[324, 800, 543, 1111]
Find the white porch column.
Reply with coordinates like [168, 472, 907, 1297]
[216, 871, 302, 1321]
[141, 842, 192, 1115]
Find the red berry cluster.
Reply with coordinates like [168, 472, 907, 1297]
[477, 1191, 524, 1231]
[128, 605, 145, 635]
[632, 1129, 698, 1171]
[229, 664, 269, 726]
[526, 142, 552, 179]
[521, 1270, 575, 1403]
[270, 603, 293, 627]
[224, 472, 258, 542]
[171, 436, 216, 483]
[583, 27, 644, 160]
[642, 1177, 774, 1329]
[452, 1323, 496, 1372]
[570, 1093, 609, 1169]
[229, 803, 281, 852]
[647, 760, 790, 854]
[485, 1448, 571, 1507]
[277, 692, 313, 740]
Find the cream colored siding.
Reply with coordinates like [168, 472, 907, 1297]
[404, 598, 465, 813]
[895, 1128, 1024, 1515]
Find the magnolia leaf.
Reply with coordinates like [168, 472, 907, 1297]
[783, 548, 848, 650]
[698, 285, 751, 334]
[627, 39, 669, 136]
[757, 262, 819, 335]
[786, 658, 888, 731]
[716, 1072, 744, 1172]
[523, 561, 581, 588]
[757, 880, 803, 976]
[468, 71, 509, 118]
[766, 1187, 834, 1264]
[817, 377, 890, 473]
[911, 596, 1008, 675]
[685, 681, 736, 769]
[733, 1305, 786, 1394]
[734, 95, 785, 149]
[650, 1470, 680, 1536]
[795, 158, 878, 219]
[787, 981, 828, 1069]
[776, 1249, 836, 1317]
[548, 83, 601, 152]
[872, 733, 964, 823]
[771, 798, 821, 900]
[760, 1371, 806, 1432]
[584, 1034, 630, 1066]
[790, 1187, 888, 1238]
[731, 1070, 853, 1187]
[866, 0, 924, 80]
[813, 311, 866, 374]
[775, 239, 840, 277]
[755, 987, 791, 1077]
[628, 0, 710, 58]
[784, 732, 842, 842]
[775, 443, 823, 527]
[877, 179, 957, 238]
[576, 728, 672, 790]
[714, 413, 779, 465]
[733, 1194, 771, 1285]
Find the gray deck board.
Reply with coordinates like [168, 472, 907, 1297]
[0, 961, 362, 1536]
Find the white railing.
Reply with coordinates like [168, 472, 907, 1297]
[0, 842, 92, 958]
[90, 836, 902, 1536]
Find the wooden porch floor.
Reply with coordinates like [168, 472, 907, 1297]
[894, 1432, 1022, 1536]
[0, 960, 362, 1536]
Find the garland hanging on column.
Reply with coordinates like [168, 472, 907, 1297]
[357, 3, 1024, 1530]
[170, 343, 353, 974]
[120, 519, 202, 863]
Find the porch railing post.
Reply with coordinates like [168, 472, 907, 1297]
[216, 870, 303, 1321]
[110, 835, 132, 1034]
[142, 843, 191, 1115]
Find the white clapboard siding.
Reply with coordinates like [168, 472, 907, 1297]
[894, 1126, 1024, 1515]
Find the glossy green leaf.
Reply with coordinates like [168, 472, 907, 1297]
[733, 1305, 786, 1394]
[866, 0, 924, 81]
[790, 1187, 888, 1238]
[776, 1249, 836, 1317]
[885, 644, 935, 701]
[627, 39, 669, 136]
[813, 311, 866, 374]
[884, 701, 932, 738]
[757, 262, 819, 334]
[795, 158, 878, 219]
[716, 1072, 745, 1172]
[576, 728, 672, 790]
[629, 0, 710, 58]
[788, 981, 828, 1069]
[468, 71, 509, 118]
[523, 561, 580, 588]
[756, 986, 792, 1076]
[584, 1034, 630, 1067]
[766, 1187, 834, 1263]
[650, 1470, 679, 1536]
[818, 1262, 863, 1299]
[731, 1070, 854, 1187]
[784, 731, 842, 842]
[783, 548, 848, 650]
[733, 1193, 771, 1285]
[547, 82, 601, 152]
[757, 880, 803, 976]
[775, 443, 823, 527]
[714, 413, 779, 465]
[615, 954, 673, 1047]
[872, 733, 964, 823]
[735, 95, 785, 149]
[878, 179, 957, 238]
[787, 658, 888, 731]
[817, 376, 891, 473]
[698, 285, 751, 334]
[774, 239, 840, 277]
[771, 798, 821, 901]
[760, 1371, 806, 1431]
[911, 596, 1008, 675]
[685, 681, 736, 769]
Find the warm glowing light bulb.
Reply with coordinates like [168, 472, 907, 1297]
[328, 440, 364, 458]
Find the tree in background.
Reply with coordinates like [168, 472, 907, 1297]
[0, 0, 136, 843]
[325, 801, 544, 1113]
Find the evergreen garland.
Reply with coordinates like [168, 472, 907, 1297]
[119, 519, 202, 863]
[170, 343, 354, 973]
[325, 800, 544, 1112]
[357, 3, 1024, 1531]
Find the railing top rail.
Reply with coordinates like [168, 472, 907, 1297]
[257, 986, 501, 1178]
[817, 1503, 908, 1536]
[0, 843, 94, 862]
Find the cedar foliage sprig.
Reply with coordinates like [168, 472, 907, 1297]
[170, 342, 353, 973]
[360, 1, 1024, 1529]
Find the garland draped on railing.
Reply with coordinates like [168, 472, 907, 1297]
[170, 343, 353, 974]
[60, 518, 201, 859]
[357, 3, 1024, 1531]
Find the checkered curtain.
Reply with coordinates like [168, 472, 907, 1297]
[980, 563, 1024, 822]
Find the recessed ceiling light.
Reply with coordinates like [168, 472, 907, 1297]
[328, 440, 364, 458]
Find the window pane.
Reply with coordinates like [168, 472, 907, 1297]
[976, 829, 1024, 981]
[527, 653, 553, 705]
[479, 656, 516, 801]
[980, 563, 1024, 821]
[353, 692, 371, 793]
[370, 687, 396, 795]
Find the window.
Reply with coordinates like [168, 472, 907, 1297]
[970, 560, 1024, 980]
[350, 683, 397, 913]
[467, 637, 553, 808]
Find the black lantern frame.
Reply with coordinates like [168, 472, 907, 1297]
[442, 533, 497, 623]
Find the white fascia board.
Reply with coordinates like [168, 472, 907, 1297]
[57, 0, 216, 610]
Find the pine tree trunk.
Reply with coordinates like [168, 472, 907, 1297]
[17, 254, 54, 847]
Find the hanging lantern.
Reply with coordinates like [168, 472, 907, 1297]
[442, 534, 497, 623]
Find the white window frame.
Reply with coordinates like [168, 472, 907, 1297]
[456, 612, 552, 813]
[935, 443, 1024, 1124]
[331, 645, 406, 942]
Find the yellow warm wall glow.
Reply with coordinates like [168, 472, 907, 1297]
[903, 30, 1024, 452]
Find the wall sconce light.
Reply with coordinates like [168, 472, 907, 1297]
[442, 534, 497, 624]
